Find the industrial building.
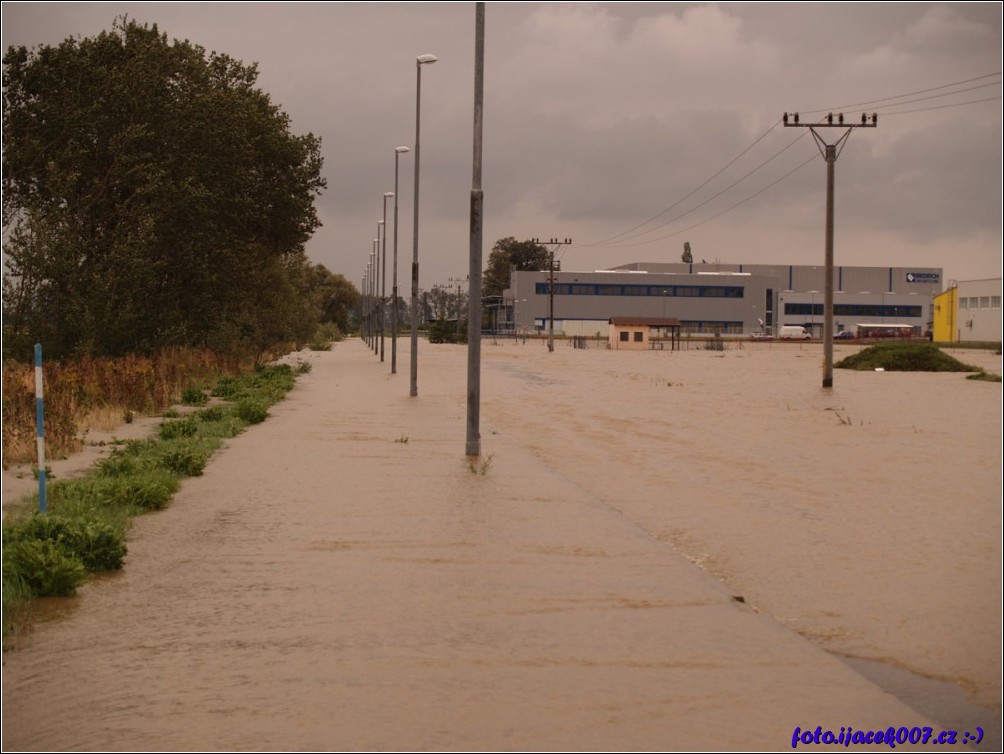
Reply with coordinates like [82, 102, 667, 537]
[501, 261, 943, 339]
[932, 278, 1002, 343]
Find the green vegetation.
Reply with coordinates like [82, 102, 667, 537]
[307, 322, 345, 351]
[2, 363, 300, 644]
[181, 388, 209, 407]
[967, 371, 1002, 382]
[3, 19, 358, 362]
[482, 237, 550, 297]
[428, 319, 468, 344]
[835, 343, 983, 373]
[1, 347, 246, 467]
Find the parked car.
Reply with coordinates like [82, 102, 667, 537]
[834, 330, 856, 340]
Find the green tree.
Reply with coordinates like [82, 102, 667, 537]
[2, 18, 326, 360]
[482, 237, 550, 297]
[682, 241, 693, 264]
[305, 263, 360, 334]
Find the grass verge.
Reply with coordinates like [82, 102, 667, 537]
[2, 361, 307, 646]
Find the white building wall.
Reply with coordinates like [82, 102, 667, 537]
[956, 279, 1002, 342]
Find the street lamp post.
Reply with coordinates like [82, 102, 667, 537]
[392, 147, 409, 375]
[380, 198, 392, 362]
[411, 53, 437, 397]
[362, 267, 368, 346]
[372, 242, 379, 355]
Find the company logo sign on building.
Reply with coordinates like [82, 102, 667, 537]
[906, 272, 940, 284]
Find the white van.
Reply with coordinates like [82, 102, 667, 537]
[778, 325, 811, 340]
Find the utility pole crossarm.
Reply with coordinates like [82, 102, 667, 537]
[782, 110, 877, 389]
[782, 112, 878, 128]
[531, 238, 572, 353]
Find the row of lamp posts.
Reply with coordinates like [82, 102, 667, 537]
[358, 4, 485, 459]
[361, 53, 437, 394]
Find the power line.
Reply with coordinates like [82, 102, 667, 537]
[581, 74, 1001, 251]
[878, 95, 1003, 116]
[801, 71, 1001, 115]
[583, 120, 783, 247]
[588, 130, 809, 248]
[607, 152, 819, 249]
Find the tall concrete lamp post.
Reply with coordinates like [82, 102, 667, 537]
[410, 53, 437, 397]
[372, 241, 379, 355]
[380, 203, 391, 362]
[392, 147, 409, 375]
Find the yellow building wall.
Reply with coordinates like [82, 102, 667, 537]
[932, 287, 957, 343]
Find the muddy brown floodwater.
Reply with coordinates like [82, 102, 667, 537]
[2, 339, 1000, 751]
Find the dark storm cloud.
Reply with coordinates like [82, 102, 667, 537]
[2, 2, 1000, 285]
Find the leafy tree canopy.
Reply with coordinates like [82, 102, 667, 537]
[482, 237, 550, 297]
[307, 264, 360, 334]
[2, 18, 327, 359]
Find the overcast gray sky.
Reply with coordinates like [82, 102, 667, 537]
[3, 2, 1001, 291]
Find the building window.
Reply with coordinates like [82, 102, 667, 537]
[634, 331, 644, 342]
[619, 331, 629, 342]
[980, 297, 991, 309]
[993, 296, 1001, 309]
[960, 297, 969, 309]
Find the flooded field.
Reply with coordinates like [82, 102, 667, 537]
[477, 340, 1002, 726]
[2, 339, 1000, 750]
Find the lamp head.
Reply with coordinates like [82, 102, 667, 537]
[417, 54, 438, 65]
[384, 192, 394, 198]
[396, 146, 410, 154]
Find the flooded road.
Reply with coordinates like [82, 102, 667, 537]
[2, 341, 999, 750]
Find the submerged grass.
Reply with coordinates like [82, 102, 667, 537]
[2, 362, 302, 645]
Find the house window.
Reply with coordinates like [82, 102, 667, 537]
[633, 331, 644, 342]
[619, 331, 629, 342]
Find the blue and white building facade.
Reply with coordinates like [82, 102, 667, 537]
[502, 262, 943, 338]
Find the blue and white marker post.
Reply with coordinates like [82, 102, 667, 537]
[34, 343, 48, 514]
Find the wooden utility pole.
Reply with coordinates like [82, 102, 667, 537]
[783, 111, 877, 388]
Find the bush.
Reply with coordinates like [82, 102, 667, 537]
[212, 376, 241, 399]
[96, 439, 157, 477]
[49, 470, 179, 513]
[105, 472, 179, 511]
[160, 435, 223, 476]
[157, 444, 210, 477]
[428, 319, 467, 344]
[181, 387, 208, 406]
[159, 416, 199, 440]
[307, 322, 343, 350]
[236, 399, 268, 425]
[198, 405, 226, 422]
[3, 540, 87, 597]
[2, 514, 127, 572]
